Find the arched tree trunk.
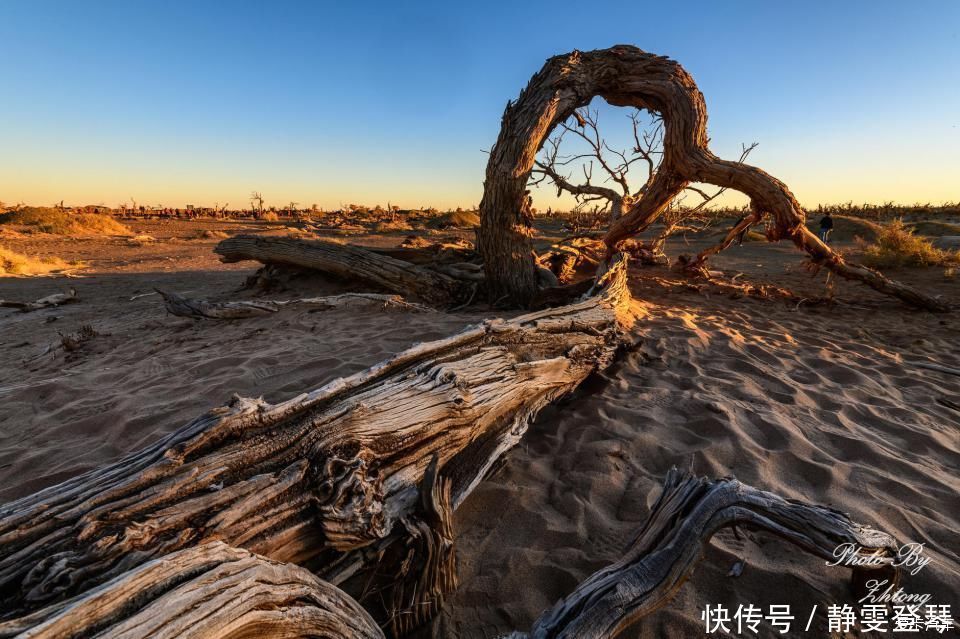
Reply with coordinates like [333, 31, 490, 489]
[479, 45, 946, 311]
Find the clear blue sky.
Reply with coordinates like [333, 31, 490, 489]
[1, 0, 958, 210]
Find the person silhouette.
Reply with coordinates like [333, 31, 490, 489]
[819, 212, 834, 243]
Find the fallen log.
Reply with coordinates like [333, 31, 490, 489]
[0, 542, 383, 639]
[157, 289, 280, 319]
[368, 240, 476, 266]
[537, 238, 604, 285]
[0, 289, 78, 312]
[2, 470, 898, 639]
[157, 289, 431, 319]
[214, 235, 465, 306]
[0, 255, 635, 620]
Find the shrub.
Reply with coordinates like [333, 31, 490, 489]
[859, 219, 960, 269]
[0, 208, 131, 236]
[428, 209, 480, 229]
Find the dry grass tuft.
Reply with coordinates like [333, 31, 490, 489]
[0, 246, 73, 276]
[373, 219, 414, 233]
[859, 219, 960, 269]
[428, 209, 480, 229]
[0, 208, 132, 236]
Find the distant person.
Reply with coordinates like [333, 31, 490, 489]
[733, 213, 749, 246]
[818, 212, 834, 243]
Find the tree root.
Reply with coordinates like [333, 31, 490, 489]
[1, 469, 898, 639]
[509, 468, 898, 639]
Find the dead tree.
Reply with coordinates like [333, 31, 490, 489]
[249, 191, 264, 215]
[478, 45, 946, 311]
[2, 470, 898, 639]
[530, 108, 662, 222]
[0, 256, 634, 622]
[531, 107, 750, 250]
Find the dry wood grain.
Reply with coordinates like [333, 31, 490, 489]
[0, 255, 635, 624]
[215, 235, 465, 306]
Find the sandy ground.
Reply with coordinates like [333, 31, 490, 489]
[1, 219, 958, 637]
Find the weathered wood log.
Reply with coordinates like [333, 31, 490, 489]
[214, 235, 465, 306]
[0, 542, 383, 639]
[157, 289, 431, 319]
[368, 242, 476, 266]
[157, 289, 280, 319]
[478, 45, 946, 311]
[537, 238, 605, 285]
[506, 468, 899, 639]
[360, 456, 457, 637]
[0, 289, 78, 312]
[2, 469, 897, 639]
[0, 255, 635, 620]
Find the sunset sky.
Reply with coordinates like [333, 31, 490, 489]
[1, 0, 958, 211]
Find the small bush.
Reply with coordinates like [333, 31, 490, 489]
[428, 210, 480, 229]
[260, 212, 279, 222]
[0, 208, 131, 236]
[859, 219, 960, 269]
[0, 246, 72, 275]
[373, 218, 414, 233]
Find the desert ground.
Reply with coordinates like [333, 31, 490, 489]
[1, 214, 958, 637]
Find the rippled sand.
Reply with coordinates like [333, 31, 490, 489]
[1, 224, 957, 638]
